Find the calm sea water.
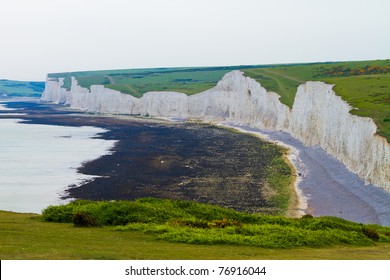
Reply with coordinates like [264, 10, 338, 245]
[0, 103, 116, 213]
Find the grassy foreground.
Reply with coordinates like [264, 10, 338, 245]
[2, 199, 389, 260]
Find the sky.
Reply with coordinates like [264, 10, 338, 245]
[1, 0, 389, 81]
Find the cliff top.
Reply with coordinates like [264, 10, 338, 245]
[47, 59, 390, 141]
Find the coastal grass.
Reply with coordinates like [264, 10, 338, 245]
[41, 199, 390, 249]
[2, 201, 390, 260]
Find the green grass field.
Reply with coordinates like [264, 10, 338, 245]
[2, 199, 390, 260]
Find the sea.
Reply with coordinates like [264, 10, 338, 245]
[0, 101, 116, 213]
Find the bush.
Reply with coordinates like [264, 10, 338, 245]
[72, 211, 99, 227]
[362, 226, 380, 241]
[301, 214, 314, 219]
[211, 218, 242, 228]
[43, 199, 390, 248]
[41, 205, 74, 223]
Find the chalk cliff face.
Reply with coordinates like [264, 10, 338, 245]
[289, 82, 389, 191]
[40, 71, 390, 191]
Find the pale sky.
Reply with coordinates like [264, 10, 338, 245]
[1, 0, 389, 81]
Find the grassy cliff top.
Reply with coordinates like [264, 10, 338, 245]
[48, 60, 390, 141]
[48, 66, 246, 97]
[47, 63, 310, 97]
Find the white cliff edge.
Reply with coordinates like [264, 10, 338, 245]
[41, 71, 390, 192]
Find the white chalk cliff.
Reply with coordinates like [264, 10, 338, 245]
[41, 71, 390, 191]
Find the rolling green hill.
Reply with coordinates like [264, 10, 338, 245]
[0, 79, 45, 97]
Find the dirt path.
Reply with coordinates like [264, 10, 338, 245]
[104, 75, 140, 96]
[104, 75, 115, 85]
[261, 69, 305, 83]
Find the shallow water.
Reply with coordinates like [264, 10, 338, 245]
[0, 103, 116, 213]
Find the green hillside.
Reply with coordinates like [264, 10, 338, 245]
[0, 79, 45, 97]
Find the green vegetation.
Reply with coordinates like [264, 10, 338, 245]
[41, 199, 390, 250]
[0, 80, 45, 97]
[3, 210, 390, 260]
[265, 156, 293, 212]
[243, 67, 303, 106]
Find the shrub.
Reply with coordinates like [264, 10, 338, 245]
[362, 226, 380, 241]
[44, 199, 390, 248]
[301, 214, 314, 219]
[72, 211, 99, 227]
[41, 205, 74, 223]
[211, 218, 242, 228]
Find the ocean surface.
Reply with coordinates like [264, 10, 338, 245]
[0, 102, 116, 213]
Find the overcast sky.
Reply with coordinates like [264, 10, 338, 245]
[1, 0, 389, 81]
